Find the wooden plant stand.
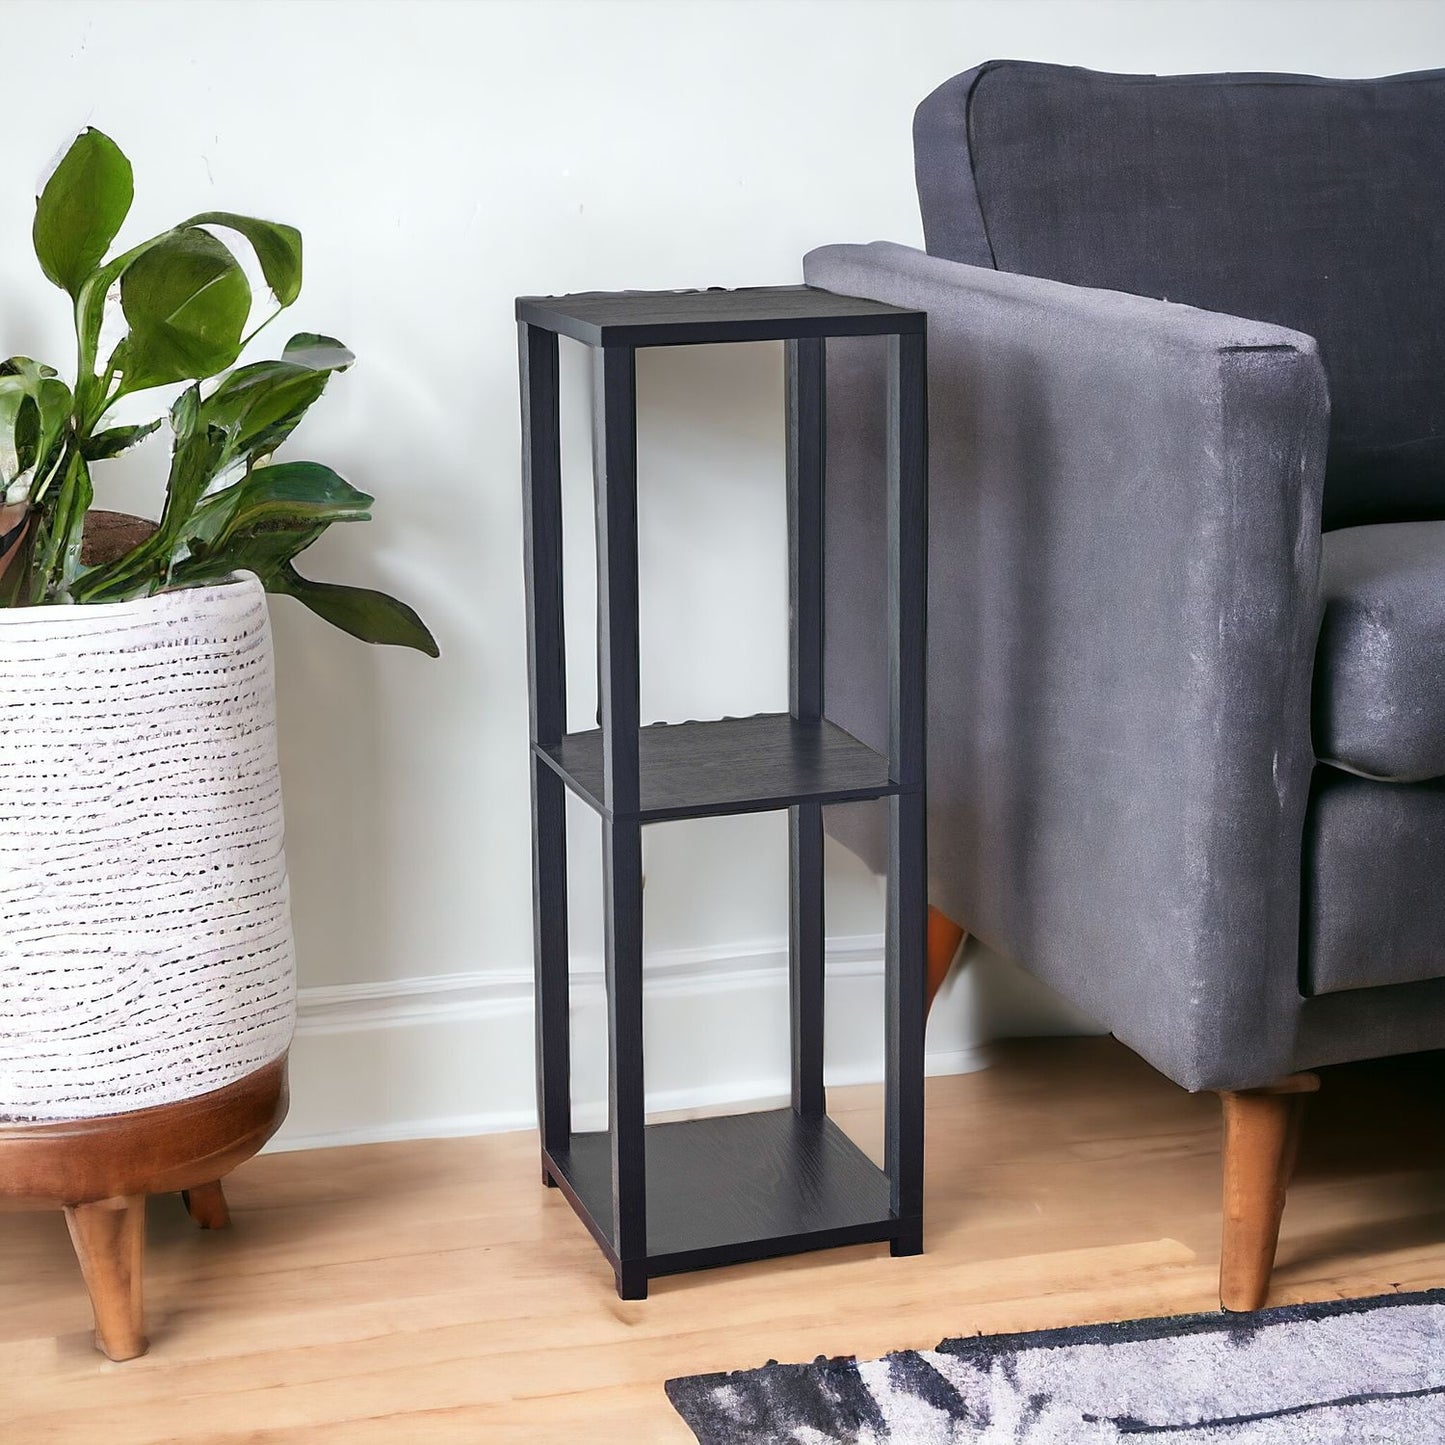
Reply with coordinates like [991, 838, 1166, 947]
[0, 1058, 288, 1359]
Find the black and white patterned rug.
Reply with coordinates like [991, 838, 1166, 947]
[666, 1289, 1445, 1442]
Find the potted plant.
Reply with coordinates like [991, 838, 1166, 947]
[0, 128, 436, 1360]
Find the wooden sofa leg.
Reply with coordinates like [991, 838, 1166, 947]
[1217, 1073, 1319, 1311]
[63, 1195, 148, 1360]
[182, 1180, 231, 1230]
[926, 907, 967, 1016]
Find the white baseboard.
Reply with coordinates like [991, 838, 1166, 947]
[268, 933, 993, 1152]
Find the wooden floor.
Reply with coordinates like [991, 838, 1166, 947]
[4, 1037, 1444, 1443]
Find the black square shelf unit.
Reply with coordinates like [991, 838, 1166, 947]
[517, 284, 927, 1299]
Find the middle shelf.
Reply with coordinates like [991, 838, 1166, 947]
[534, 711, 901, 821]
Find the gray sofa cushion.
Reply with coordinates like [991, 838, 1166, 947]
[1315, 521, 1445, 783]
[914, 61, 1445, 530]
[1304, 767, 1445, 994]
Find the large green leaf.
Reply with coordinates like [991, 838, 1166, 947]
[33, 129, 133, 297]
[171, 521, 328, 590]
[68, 211, 301, 425]
[198, 360, 332, 468]
[113, 227, 251, 391]
[186, 211, 302, 305]
[188, 460, 373, 548]
[270, 563, 439, 655]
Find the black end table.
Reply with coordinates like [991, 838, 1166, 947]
[516, 285, 927, 1299]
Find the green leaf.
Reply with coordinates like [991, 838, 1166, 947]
[158, 416, 229, 544]
[270, 563, 439, 654]
[33, 129, 134, 297]
[189, 460, 372, 547]
[29, 448, 92, 600]
[80, 417, 162, 461]
[0, 357, 60, 382]
[114, 227, 252, 391]
[0, 387, 39, 490]
[74, 238, 160, 413]
[0, 359, 73, 499]
[282, 333, 353, 372]
[69, 211, 304, 421]
[186, 211, 302, 305]
[72, 228, 213, 420]
[198, 360, 331, 467]
[74, 387, 228, 600]
[171, 521, 328, 589]
[170, 378, 201, 439]
[9, 394, 39, 478]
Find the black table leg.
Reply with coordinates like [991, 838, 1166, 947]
[521, 322, 571, 1183]
[886, 330, 928, 1256]
[604, 815, 647, 1297]
[787, 336, 827, 1118]
[886, 790, 926, 1255]
[594, 344, 648, 1297]
[789, 803, 825, 1117]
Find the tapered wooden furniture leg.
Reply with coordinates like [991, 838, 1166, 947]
[181, 1180, 230, 1230]
[63, 1195, 147, 1361]
[926, 906, 967, 1016]
[1217, 1073, 1319, 1311]
[3, 1060, 287, 1361]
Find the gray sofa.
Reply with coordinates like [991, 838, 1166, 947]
[806, 61, 1445, 1307]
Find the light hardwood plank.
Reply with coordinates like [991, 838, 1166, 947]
[1, 1038, 1442, 1443]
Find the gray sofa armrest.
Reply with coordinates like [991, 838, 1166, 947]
[804, 241, 1329, 1092]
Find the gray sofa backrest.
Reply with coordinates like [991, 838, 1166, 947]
[914, 61, 1445, 529]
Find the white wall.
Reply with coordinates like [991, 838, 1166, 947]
[1, 0, 1440, 1147]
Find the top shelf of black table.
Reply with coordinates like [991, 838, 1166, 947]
[516, 285, 925, 349]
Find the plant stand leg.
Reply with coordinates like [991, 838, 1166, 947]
[63, 1195, 147, 1361]
[1217, 1073, 1319, 1311]
[181, 1180, 230, 1230]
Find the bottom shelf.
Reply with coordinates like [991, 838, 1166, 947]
[546, 1108, 900, 1276]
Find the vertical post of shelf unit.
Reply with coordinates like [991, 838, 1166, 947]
[786, 337, 827, 1119]
[593, 343, 648, 1299]
[885, 327, 928, 1256]
[520, 322, 572, 1181]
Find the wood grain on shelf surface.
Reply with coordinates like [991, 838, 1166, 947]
[553, 1109, 895, 1273]
[538, 713, 899, 821]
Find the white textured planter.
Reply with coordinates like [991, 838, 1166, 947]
[0, 574, 295, 1121]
